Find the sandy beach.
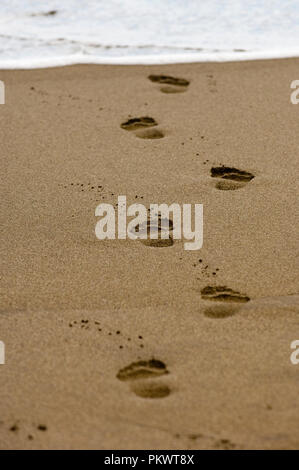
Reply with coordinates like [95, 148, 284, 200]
[0, 58, 299, 449]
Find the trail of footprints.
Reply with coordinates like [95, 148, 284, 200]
[22, 72, 254, 446]
[118, 76, 252, 409]
[120, 74, 190, 140]
[119, 75, 252, 316]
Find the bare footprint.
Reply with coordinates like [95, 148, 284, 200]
[116, 359, 169, 381]
[201, 286, 249, 319]
[201, 286, 250, 303]
[148, 74, 189, 87]
[148, 74, 189, 93]
[121, 116, 157, 131]
[130, 381, 171, 399]
[117, 359, 171, 399]
[211, 166, 255, 190]
[130, 214, 174, 247]
[211, 166, 254, 182]
[121, 117, 165, 140]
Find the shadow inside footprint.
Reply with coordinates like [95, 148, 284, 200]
[201, 286, 250, 303]
[121, 116, 157, 131]
[211, 166, 255, 182]
[141, 237, 173, 247]
[130, 381, 171, 399]
[160, 85, 187, 94]
[215, 180, 244, 191]
[204, 304, 240, 318]
[148, 74, 190, 87]
[117, 359, 169, 381]
[135, 128, 164, 139]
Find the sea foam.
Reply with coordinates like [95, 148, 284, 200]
[1, 0, 299, 68]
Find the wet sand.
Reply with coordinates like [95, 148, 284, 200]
[0, 59, 299, 449]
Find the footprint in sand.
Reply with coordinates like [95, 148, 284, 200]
[211, 166, 255, 191]
[121, 116, 165, 139]
[130, 214, 174, 247]
[148, 74, 190, 94]
[117, 359, 171, 398]
[201, 286, 250, 318]
[201, 285, 250, 303]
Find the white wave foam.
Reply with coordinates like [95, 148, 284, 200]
[1, 0, 299, 68]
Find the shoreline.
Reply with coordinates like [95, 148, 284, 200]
[1, 54, 299, 71]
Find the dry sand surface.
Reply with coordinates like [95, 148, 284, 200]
[0, 59, 299, 449]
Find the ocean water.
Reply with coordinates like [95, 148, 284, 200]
[1, 0, 299, 68]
